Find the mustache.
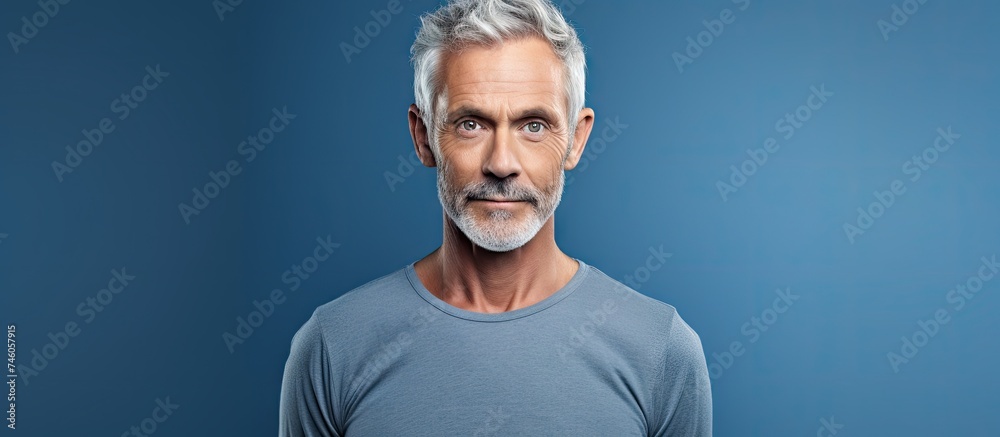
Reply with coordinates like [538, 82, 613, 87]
[462, 179, 538, 206]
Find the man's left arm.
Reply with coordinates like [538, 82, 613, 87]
[649, 310, 713, 437]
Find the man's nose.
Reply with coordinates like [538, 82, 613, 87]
[483, 128, 521, 179]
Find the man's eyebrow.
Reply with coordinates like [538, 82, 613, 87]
[445, 106, 561, 124]
[445, 106, 490, 123]
[512, 107, 560, 124]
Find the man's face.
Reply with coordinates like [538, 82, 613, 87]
[432, 36, 572, 252]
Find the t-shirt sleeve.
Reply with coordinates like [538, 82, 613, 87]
[649, 311, 713, 436]
[279, 312, 342, 437]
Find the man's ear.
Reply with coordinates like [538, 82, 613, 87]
[563, 107, 596, 171]
[408, 104, 437, 168]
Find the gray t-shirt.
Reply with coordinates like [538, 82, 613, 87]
[278, 258, 712, 436]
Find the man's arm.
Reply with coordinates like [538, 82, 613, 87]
[279, 313, 341, 437]
[650, 311, 713, 436]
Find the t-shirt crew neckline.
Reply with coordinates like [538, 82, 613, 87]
[404, 258, 590, 322]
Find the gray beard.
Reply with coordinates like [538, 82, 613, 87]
[436, 160, 565, 252]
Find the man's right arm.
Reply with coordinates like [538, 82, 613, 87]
[279, 313, 341, 437]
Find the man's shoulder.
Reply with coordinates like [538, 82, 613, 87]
[310, 264, 416, 325]
[581, 263, 684, 323]
[580, 263, 703, 353]
[288, 264, 426, 360]
[320, 265, 408, 306]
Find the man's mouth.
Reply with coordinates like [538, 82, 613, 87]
[472, 197, 522, 202]
[468, 196, 530, 207]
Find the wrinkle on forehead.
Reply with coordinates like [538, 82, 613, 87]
[438, 36, 568, 123]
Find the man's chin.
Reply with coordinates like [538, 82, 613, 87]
[471, 234, 530, 253]
[459, 219, 538, 253]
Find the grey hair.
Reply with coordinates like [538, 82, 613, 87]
[410, 0, 587, 157]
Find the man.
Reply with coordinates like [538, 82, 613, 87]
[279, 0, 712, 435]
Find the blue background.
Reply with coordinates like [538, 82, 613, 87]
[2, 0, 998, 435]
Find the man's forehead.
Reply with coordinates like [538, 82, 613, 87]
[439, 36, 567, 115]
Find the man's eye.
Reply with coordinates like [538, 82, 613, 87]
[460, 120, 480, 131]
[524, 122, 544, 133]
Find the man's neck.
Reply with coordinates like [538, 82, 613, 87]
[413, 213, 579, 314]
